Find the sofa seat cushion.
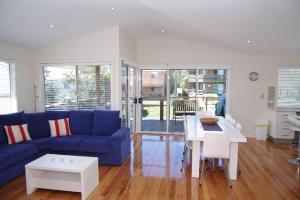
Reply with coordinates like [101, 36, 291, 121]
[23, 137, 55, 151]
[0, 154, 15, 170]
[92, 110, 121, 136]
[0, 144, 38, 163]
[70, 110, 93, 135]
[50, 135, 88, 151]
[21, 112, 51, 139]
[79, 136, 111, 153]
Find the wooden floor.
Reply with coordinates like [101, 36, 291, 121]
[0, 133, 299, 200]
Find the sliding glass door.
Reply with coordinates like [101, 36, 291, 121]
[121, 64, 137, 134]
[141, 70, 167, 132]
[128, 67, 137, 133]
[121, 66, 128, 127]
[169, 69, 197, 132]
[139, 67, 228, 133]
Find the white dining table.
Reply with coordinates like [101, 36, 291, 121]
[186, 115, 247, 180]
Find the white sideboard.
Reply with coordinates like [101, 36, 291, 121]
[268, 109, 300, 140]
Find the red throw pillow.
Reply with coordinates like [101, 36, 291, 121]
[49, 118, 71, 137]
[4, 124, 31, 144]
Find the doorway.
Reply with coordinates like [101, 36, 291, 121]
[121, 64, 137, 134]
[138, 67, 229, 134]
[141, 70, 167, 132]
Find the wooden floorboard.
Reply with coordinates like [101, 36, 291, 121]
[0, 133, 299, 200]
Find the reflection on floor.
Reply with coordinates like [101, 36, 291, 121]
[142, 119, 184, 132]
[140, 134, 184, 178]
[0, 134, 299, 200]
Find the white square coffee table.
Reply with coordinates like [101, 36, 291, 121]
[25, 154, 99, 200]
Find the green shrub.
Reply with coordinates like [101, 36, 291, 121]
[142, 109, 149, 117]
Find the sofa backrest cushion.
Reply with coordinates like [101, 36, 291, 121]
[46, 111, 71, 120]
[69, 110, 94, 135]
[0, 111, 24, 145]
[92, 110, 121, 136]
[22, 112, 51, 139]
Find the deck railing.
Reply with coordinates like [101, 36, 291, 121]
[142, 96, 221, 120]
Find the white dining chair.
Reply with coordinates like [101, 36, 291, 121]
[181, 116, 192, 171]
[230, 118, 236, 126]
[225, 114, 232, 121]
[287, 116, 300, 167]
[183, 116, 192, 150]
[235, 122, 242, 132]
[234, 122, 242, 176]
[199, 132, 231, 187]
[226, 114, 236, 126]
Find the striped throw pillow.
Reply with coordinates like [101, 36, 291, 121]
[49, 118, 71, 137]
[4, 124, 31, 144]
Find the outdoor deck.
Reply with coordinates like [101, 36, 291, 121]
[142, 119, 184, 133]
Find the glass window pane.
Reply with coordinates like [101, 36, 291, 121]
[44, 64, 111, 111]
[0, 63, 10, 96]
[121, 66, 128, 127]
[197, 69, 227, 113]
[44, 66, 77, 110]
[141, 70, 167, 132]
[169, 69, 196, 133]
[277, 68, 300, 108]
[0, 61, 16, 114]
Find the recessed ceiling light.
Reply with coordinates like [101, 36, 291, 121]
[247, 40, 251, 43]
[49, 24, 54, 29]
[161, 30, 165, 33]
[110, 6, 115, 11]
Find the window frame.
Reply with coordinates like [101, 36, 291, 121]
[42, 62, 112, 111]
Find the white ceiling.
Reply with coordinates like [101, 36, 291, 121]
[0, 0, 299, 55]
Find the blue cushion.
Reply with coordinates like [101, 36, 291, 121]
[0, 111, 24, 145]
[70, 110, 93, 135]
[79, 136, 111, 153]
[50, 135, 88, 151]
[22, 137, 55, 151]
[0, 144, 38, 163]
[0, 154, 15, 170]
[0, 111, 24, 125]
[22, 112, 51, 139]
[92, 110, 121, 136]
[0, 128, 7, 146]
[46, 111, 71, 120]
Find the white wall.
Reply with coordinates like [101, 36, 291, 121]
[34, 26, 121, 111]
[137, 37, 300, 137]
[119, 28, 137, 64]
[4, 26, 298, 137]
[34, 25, 138, 113]
[0, 43, 35, 112]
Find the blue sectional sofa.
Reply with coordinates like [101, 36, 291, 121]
[0, 110, 130, 185]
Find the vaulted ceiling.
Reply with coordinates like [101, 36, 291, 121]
[0, 0, 299, 55]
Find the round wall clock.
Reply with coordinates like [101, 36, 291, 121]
[249, 72, 259, 81]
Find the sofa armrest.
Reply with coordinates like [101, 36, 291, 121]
[110, 127, 130, 143]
